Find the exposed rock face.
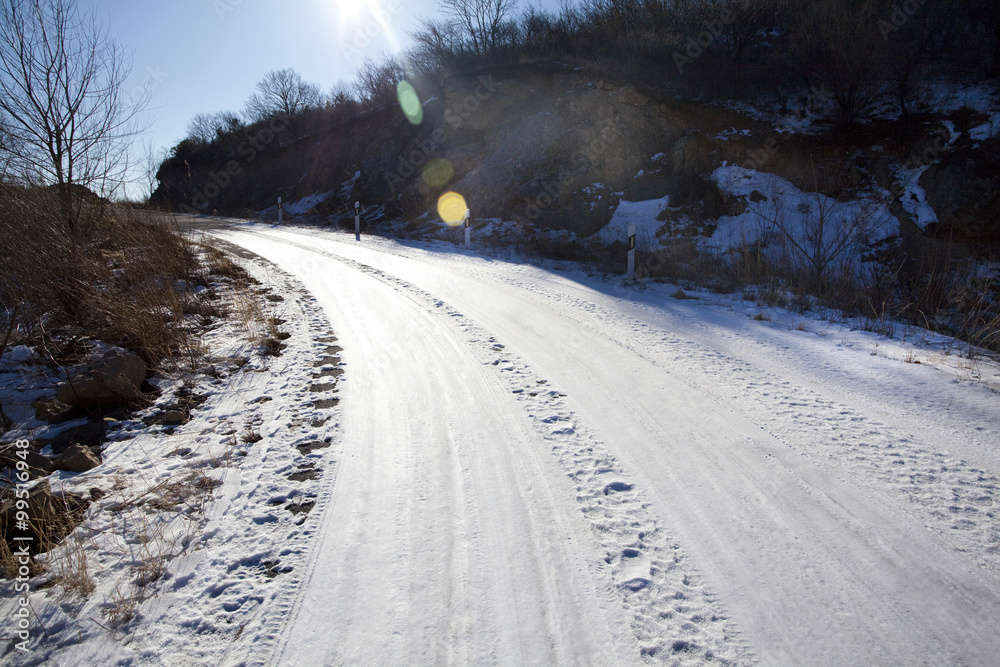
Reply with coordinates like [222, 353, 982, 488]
[920, 156, 1000, 242]
[52, 443, 101, 473]
[151, 61, 997, 252]
[56, 351, 146, 409]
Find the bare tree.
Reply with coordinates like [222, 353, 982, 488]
[186, 110, 242, 144]
[186, 113, 219, 145]
[354, 56, 405, 109]
[243, 68, 322, 123]
[0, 0, 149, 230]
[443, 0, 519, 56]
[409, 18, 467, 72]
[327, 81, 361, 122]
[787, 0, 892, 126]
[750, 191, 891, 284]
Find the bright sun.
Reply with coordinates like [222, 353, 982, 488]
[329, 0, 363, 23]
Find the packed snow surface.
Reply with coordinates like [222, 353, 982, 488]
[5, 223, 1000, 666]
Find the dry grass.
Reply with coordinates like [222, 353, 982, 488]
[204, 246, 253, 284]
[0, 184, 199, 367]
[101, 582, 138, 629]
[241, 428, 263, 444]
[218, 259, 287, 356]
[53, 534, 95, 596]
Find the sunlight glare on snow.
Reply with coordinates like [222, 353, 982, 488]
[437, 192, 468, 226]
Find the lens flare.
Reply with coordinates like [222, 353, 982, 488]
[422, 159, 454, 187]
[396, 81, 423, 125]
[437, 192, 468, 226]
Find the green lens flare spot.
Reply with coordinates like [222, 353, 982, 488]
[437, 192, 467, 226]
[397, 81, 423, 125]
[422, 159, 454, 188]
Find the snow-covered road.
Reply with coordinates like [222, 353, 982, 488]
[219, 225, 1000, 666]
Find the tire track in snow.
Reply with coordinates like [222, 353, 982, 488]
[479, 274, 1000, 574]
[230, 229, 751, 665]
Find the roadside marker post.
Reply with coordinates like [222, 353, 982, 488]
[464, 209, 471, 249]
[355, 201, 361, 241]
[278, 197, 283, 225]
[627, 224, 636, 280]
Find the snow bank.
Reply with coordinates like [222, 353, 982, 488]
[591, 196, 670, 246]
[704, 166, 898, 263]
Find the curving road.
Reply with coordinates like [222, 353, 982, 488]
[219, 225, 1000, 666]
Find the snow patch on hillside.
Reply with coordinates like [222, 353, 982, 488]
[894, 165, 938, 229]
[705, 166, 898, 261]
[592, 196, 670, 246]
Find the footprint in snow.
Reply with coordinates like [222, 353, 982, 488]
[604, 481, 634, 495]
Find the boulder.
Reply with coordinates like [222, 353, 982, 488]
[32, 396, 75, 423]
[53, 443, 101, 473]
[56, 351, 146, 409]
[920, 157, 1000, 242]
[143, 409, 188, 427]
[0, 447, 53, 479]
[37, 420, 108, 456]
[671, 133, 715, 176]
[0, 480, 89, 554]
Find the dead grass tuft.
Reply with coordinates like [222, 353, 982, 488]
[0, 184, 199, 367]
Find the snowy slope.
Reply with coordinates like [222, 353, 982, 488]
[212, 225, 1000, 666]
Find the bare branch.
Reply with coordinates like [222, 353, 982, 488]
[0, 0, 149, 229]
[243, 68, 321, 123]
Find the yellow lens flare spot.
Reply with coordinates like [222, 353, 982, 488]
[396, 81, 423, 125]
[422, 159, 454, 188]
[437, 192, 468, 226]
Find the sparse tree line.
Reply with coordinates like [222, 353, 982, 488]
[409, 0, 999, 125]
[178, 0, 999, 171]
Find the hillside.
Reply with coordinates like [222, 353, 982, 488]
[154, 62, 999, 245]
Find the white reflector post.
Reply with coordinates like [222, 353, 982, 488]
[464, 209, 471, 249]
[627, 224, 636, 279]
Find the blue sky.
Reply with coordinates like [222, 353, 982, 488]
[81, 0, 566, 163]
